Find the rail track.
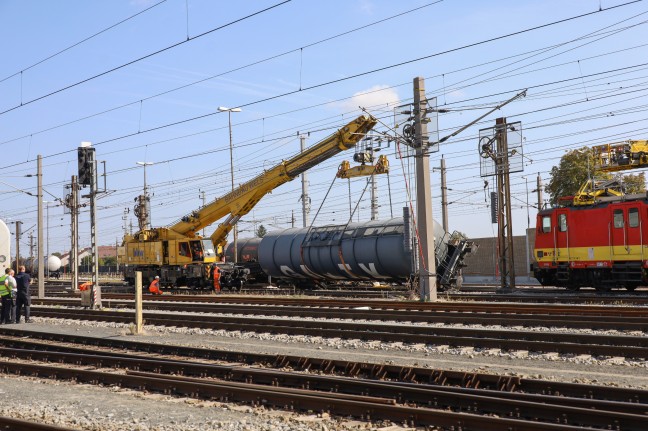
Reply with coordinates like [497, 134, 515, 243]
[1, 328, 646, 430]
[26, 305, 648, 359]
[31, 297, 648, 331]
[0, 417, 78, 431]
[34, 282, 648, 305]
[32, 291, 648, 308]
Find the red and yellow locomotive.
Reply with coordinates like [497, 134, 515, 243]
[533, 140, 648, 291]
[533, 195, 648, 290]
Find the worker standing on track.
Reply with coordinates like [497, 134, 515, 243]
[6, 269, 16, 323]
[149, 276, 162, 295]
[14, 265, 31, 323]
[212, 265, 221, 294]
[0, 269, 11, 324]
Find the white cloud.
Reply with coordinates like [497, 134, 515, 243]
[130, 0, 157, 7]
[335, 85, 401, 114]
[358, 0, 374, 14]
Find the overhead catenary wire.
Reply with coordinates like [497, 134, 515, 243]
[0, 0, 168, 85]
[7, 4, 648, 250]
[0, 0, 292, 116]
[0, 0, 638, 150]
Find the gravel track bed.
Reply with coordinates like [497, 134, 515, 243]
[33, 306, 648, 366]
[0, 374, 389, 431]
[2, 315, 647, 430]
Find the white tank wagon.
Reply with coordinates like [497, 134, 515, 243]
[0, 220, 10, 274]
[256, 217, 474, 290]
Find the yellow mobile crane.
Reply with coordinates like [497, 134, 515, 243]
[118, 115, 377, 288]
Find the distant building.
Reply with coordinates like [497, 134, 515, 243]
[59, 245, 117, 267]
[462, 228, 537, 283]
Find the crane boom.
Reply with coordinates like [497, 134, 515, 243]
[120, 114, 377, 288]
[171, 114, 376, 248]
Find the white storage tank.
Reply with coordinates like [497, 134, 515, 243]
[0, 220, 10, 274]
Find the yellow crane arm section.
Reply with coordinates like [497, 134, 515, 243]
[165, 114, 377, 248]
[336, 155, 389, 179]
[593, 140, 648, 172]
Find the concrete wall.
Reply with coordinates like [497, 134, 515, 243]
[463, 228, 536, 279]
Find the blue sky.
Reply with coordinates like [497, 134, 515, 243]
[1, 0, 647, 256]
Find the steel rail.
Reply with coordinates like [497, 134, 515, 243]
[0, 360, 598, 430]
[86, 293, 648, 314]
[1, 328, 644, 403]
[32, 298, 648, 330]
[26, 307, 648, 358]
[34, 294, 648, 316]
[0, 417, 78, 431]
[1, 343, 645, 430]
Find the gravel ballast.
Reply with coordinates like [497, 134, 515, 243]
[1, 316, 646, 430]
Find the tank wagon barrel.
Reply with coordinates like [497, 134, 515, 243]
[229, 217, 473, 290]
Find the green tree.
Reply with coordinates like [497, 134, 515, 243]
[617, 172, 646, 194]
[256, 224, 267, 238]
[80, 255, 93, 271]
[101, 256, 117, 267]
[546, 147, 596, 205]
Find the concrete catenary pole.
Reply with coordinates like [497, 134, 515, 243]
[28, 233, 34, 271]
[71, 175, 79, 292]
[413, 77, 437, 302]
[14, 221, 21, 271]
[199, 190, 206, 236]
[370, 147, 378, 221]
[89, 148, 101, 308]
[300, 135, 310, 228]
[440, 156, 449, 233]
[37, 154, 44, 297]
[536, 173, 544, 211]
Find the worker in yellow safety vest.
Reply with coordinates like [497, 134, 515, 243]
[0, 269, 11, 324]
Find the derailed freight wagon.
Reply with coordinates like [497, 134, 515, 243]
[227, 217, 474, 290]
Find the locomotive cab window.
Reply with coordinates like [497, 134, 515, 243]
[558, 214, 567, 232]
[613, 209, 624, 228]
[542, 216, 551, 233]
[629, 208, 639, 228]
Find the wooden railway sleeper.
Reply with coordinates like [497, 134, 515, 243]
[497, 375, 521, 392]
[322, 359, 335, 373]
[397, 366, 416, 382]
[462, 373, 479, 389]
[288, 355, 306, 370]
[377, 368, 390, 380]
[346, 362, 362, 377]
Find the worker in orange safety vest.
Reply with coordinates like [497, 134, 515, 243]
[212, 265, 221, 293]
[149, 276, 162, 295]
[78, 281, 92, 291]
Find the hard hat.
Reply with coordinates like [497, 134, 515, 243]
[155, 276, 160, 279]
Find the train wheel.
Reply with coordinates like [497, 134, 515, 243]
[566, 285, 580, 291]
[595, 285, 611, 292]
[625, 285, 638, 291]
